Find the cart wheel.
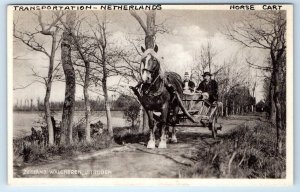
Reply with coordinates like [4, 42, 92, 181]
[209, 116, 217, 139]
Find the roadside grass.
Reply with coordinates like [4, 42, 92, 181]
[14, 115, 286, 179]
[13, 129, 119, 164]
[181, 120, 286, 178]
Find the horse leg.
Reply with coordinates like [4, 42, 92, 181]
[170, 106, 179, 143]
[146, 111, 156, 149]
[158, 104, 168, 149]
[171, 126, 177, 143]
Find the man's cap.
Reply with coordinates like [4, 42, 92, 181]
[202, 72, 212, 77]
[184, 72, 189, 75]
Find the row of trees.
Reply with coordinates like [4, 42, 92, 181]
[225, 11, 286, 155]
[14, 10, 153, 145]
[13, 98, 136, 112]
[188, 11, 286, 155]
[190, 41, 256, 117]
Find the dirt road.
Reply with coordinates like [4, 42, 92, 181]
[14, 116, 256, 178]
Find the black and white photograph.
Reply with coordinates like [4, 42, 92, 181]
[7, 4, 293, 185]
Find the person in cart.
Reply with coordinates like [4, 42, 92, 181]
[196, 72, 218, 104]
[182, 72, 196, 94]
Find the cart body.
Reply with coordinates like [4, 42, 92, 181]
[177, 92, 221, 138]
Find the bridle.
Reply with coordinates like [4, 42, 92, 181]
[143, 74, 161, 95]
[141, 68, 155, 74]
[140, 54, 164, 96]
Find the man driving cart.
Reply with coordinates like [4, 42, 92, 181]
[196, 72, 218, 104]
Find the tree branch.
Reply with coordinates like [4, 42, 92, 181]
[129, 10, 147, 33]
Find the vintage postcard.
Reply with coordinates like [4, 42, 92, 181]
[7, 4, 293, 186]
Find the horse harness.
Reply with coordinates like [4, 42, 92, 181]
[139, 74, 166, 97]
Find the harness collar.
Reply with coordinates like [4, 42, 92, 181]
[140, 75, 165, 97]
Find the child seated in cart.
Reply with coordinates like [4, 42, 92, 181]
[182, 72, 196, 94]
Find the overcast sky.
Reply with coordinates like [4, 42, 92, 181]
[12, 9, 267, 105]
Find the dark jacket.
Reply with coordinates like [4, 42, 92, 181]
[196, 79, 218, 103]
[182, 80, 195, 92]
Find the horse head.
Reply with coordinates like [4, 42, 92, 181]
[140, 45, 161, 84]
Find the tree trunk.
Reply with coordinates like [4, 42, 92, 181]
[273, 64, 284, 155]
[72, 32, 91, 143]
[208, 44, 211, 73]
[61, 12, 76, 145]
[145, 11, 156, 49]
[44, 84, 54, 145]
[102, 56, 113, 138]
[103, 90, 113, 137]
[44, 33, 57, 146]
[270, 45, 285, 156]
[84, 67, 91, 143]
[143, 110, 149, 132]
[30, 99, 33, 111]
[225, 99, 228, 117]
[221, 101, 224, 116]
[138, 106, 143, 132]
[105, 100, 113, 137]
[269, 80, 276, 125]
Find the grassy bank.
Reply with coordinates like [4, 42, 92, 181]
[13, 125, 145, 165]
[181, 120, 286, 178]
[13, 130, 115, 164]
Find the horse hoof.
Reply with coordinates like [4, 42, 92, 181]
[147, 140, 155, 149]
[171, 136, 177, 143]
[158, 141, 167, 148]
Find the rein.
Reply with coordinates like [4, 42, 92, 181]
[141, 74, 165, 96]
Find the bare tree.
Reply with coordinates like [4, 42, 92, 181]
[225, 11, 286, 155]
[13, 11, 63, 145]
[191, 41, 218, 84]
[70, 19, 94, 143]
[247, 56, 276, 123]
[216, 57, 248, 116]
[130, 10, 156, 49]
[88, 12, 114, 138]
[130, 10, 157, 131]
[117, 36, 145, 132]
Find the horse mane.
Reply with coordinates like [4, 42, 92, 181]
[140, 48, 162, 64]
[164, 72, 183, 95]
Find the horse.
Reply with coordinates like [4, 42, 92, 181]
[130, 45, 195, 148]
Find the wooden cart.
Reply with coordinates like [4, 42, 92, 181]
[177, 92, 222, 138]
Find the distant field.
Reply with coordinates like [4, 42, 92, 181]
[13, 111, 128, 138]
